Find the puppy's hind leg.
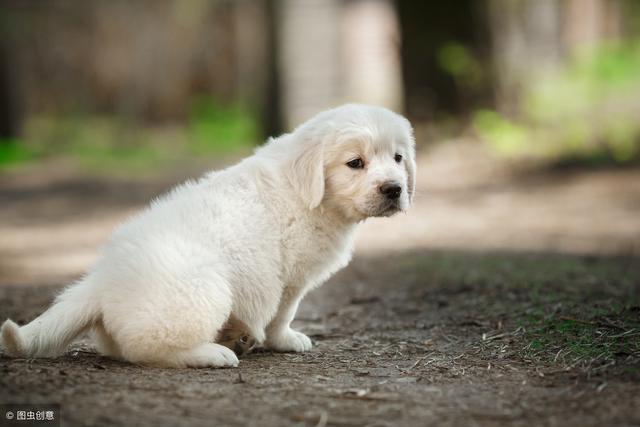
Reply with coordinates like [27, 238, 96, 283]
[105, 269, 238, 368]
[92, 322, 122, 359]
[169, 343, 239, 368]
[122, 341, 239, 368]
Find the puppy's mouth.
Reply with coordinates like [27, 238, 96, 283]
[356, 197, 403, 219]
[373, 200, 401, 217]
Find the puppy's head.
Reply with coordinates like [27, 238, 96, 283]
[286, 104, 416, 222]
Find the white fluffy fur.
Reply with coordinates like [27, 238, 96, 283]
[0, 104, 415, 368]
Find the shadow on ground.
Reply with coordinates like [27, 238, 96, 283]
[2, 249, 639, 427]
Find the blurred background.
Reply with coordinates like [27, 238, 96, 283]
[0, 0, 639, 284]
[3, 0, 640, 167]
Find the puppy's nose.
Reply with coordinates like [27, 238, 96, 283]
[379, 182, 402, 200]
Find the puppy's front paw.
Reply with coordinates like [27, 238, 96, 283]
[266, 328, 312, 352]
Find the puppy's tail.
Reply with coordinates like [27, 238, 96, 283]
[1, 279, 100, 358]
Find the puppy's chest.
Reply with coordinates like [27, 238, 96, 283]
[279, 219, 354, 287]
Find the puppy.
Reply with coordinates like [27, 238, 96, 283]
[0, 104, 415, 368]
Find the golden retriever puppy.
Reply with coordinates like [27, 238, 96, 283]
[1, 104, 415, 368]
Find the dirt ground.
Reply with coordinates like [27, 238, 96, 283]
[1, 142, 639, 427]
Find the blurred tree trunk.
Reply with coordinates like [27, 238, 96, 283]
[233, 0, 274, 138]
[263, 0, 283, 136]
[565, 0, 621, 54]
[488, 0, 622, 117]
[277, 0, 404, 128]
[342, 0, 404, 112]
[487, 0, 562, 117]
[278, 0, 342, 129]
[233, 1, 268, 105]
[0, 36, 19, 140]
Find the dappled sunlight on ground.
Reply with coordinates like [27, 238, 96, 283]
[1, 142, 639, 286]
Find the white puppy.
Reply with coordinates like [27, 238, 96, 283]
[0, 104, 415, 368]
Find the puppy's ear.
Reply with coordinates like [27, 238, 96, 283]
[286, 135, 325, 210]
[405, 134, 417, 205]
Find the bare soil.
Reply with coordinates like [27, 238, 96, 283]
[1, 143, 639, 427]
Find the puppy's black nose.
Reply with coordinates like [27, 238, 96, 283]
[379, 182, 402, 200]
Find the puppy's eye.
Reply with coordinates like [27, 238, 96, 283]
[394, 153, 403, 163]
[346, 158, 364, 169]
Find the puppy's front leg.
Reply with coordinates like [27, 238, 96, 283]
[264, 287, 312, 352]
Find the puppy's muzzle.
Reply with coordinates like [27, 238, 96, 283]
[379, 182, 402, 200]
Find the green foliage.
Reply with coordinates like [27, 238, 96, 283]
[473, 110, 528, 156]
[437, 42, 483, 89]
[0, 98, 260, 172]
[19, 115, 166, 172]
[522, 307, 640, 364]
[474, 41, 640, 164]
[187, 97, 257, 154]
[401, 251, 639, 370]
[0, 139, 34, 167]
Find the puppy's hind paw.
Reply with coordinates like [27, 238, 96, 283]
[174, 343, 239, 368]
[266, 328, 312, 353]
